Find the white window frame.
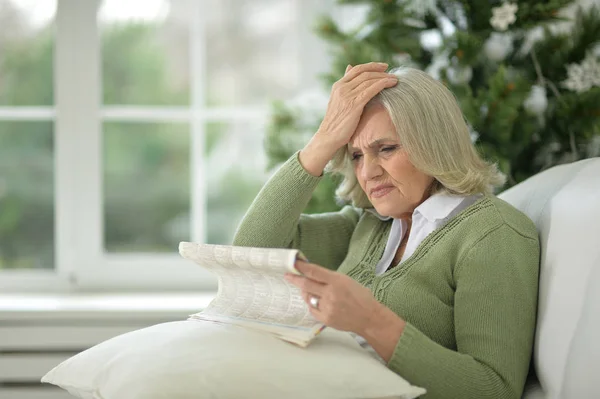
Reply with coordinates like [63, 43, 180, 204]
[0, 0, 333, 293]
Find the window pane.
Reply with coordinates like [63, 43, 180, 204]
[0, 121, 54, 269]
[0, 0, 56, 106]
[103, 122, 190, 252]
[206, 121, 269, 245]
[206, 0, 301, 106]
[99, 0, 190, 105]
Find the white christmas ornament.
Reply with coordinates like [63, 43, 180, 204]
[562, 52, 600, 93]
[490, 2, 518, 31]
[426, 51, 450, 80]
[524, 85, 548, 116]
[484, 32, 513, 62]
[420, 29, 443, 52]
[447, 65, 473, 85]
[518, 26, 544, 57]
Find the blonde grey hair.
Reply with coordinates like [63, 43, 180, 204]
[326, 66, 506, 209]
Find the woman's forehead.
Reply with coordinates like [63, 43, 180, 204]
[348, 131, 399, 151]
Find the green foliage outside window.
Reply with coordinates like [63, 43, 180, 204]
[0, 14, 264, 269]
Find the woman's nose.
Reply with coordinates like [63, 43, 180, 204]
[361, 154, 383, 181]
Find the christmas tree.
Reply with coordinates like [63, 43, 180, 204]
[265, 0, 600, 213]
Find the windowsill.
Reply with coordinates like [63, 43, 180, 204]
[0, 292, 217, 321]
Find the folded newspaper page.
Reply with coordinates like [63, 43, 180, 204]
[179, 242, 325, 346]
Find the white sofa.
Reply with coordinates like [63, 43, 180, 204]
[498, 157, 600, 399]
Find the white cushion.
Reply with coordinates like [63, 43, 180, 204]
[41, 320, 425, 399]
[499, 158, 600, 399]
[559, 257, 600, 398]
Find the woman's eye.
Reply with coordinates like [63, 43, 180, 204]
[351, 153, 363, 161]
[381, 146, 398, 153]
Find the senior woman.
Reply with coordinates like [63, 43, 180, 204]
[233, 62, 539, 399]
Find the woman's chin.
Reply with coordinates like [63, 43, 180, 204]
[372, 202, 392, 218]
[372, 197, 407, 219]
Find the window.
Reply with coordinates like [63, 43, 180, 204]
[0, 0, 331, 292]
[0, 0, 56, 278]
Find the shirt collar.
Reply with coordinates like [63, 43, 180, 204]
[414, 193, 468, 223]
[365, 193, 468, 223]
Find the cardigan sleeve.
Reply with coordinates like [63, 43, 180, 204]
[232, 151, 361, 271]
[387, 224, 540, 399]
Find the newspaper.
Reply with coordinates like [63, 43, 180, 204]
[179, 242, 325, 346]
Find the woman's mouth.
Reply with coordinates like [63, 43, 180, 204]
[370, 186, 394, 198]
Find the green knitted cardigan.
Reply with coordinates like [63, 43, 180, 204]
[233, 152, 540, 399]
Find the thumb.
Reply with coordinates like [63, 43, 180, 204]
[345, 64, 352, 74]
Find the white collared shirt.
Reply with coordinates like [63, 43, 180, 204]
[367, 192, 482, 276]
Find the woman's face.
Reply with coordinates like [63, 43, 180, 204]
[348, 104, 434, 219]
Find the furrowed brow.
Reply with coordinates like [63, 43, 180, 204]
[348, 137, 396, 153]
